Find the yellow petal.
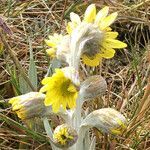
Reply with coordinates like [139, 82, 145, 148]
[44, 96, 53, 106]
[12, 104, 22, 111]
[99, 12, 118, 30]
[66, 22, 71, 34]
[9, 97, 20, 104]
[115, 118, 127, 129]
[40, 84, 49, 93]
[70, 12, 81, 24]
[16, 111, 25, 119]
[41, 77, 52, 85]
[45, 39, 56, 47]
[55, 68, 64, 75]
[104, 27, 112, 31]
[46, 48, 56, 57]
[95, 6, 109, 25]
[61, 100, 67, 110]
[100, 48, 115, 58]
[67, 97, 76, 109]
[66, 21, 78, 34]
[52, 101, 61, 113]
[84, 4, 96, 23]
[67, 84, 77, 93]
[82, 53, 102, 67]
[111, 129, 122, 135]
[66, 22, 74, 34]
[103, 39, 127, 49]
[105, 32, 118, 39]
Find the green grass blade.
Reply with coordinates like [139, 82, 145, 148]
[0, 113, 48, 143]
[28, 38, 37, 91]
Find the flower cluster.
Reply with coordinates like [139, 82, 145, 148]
[41, 4, 127, 113]
[45, 4, 127, 67]
[9, 4, 128, 150]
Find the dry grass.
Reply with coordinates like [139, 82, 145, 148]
[0, 0, 150, 149]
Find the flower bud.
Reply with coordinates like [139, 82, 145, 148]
[80, 75, 107, 101]
[9, 92, 51, 120]
[81, 108, 127, 135]
[53, 124, 78, 148]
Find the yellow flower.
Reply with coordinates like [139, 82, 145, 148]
[40, 67, 79, 113]
[53, 124, 78, 148]
[54, 127, 73, 145]
[45, 33, 63, 58]
[67, 4, 127, 66]
[45, 34, 71, 63]
[8, 92, 50, 120]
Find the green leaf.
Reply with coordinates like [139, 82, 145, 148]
[28, 38, 37, 91]
[0, 113, 47, 142]
[19, 76, 31, 94]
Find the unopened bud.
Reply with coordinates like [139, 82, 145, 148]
[53, 124, 78, 148]
[81, 108, 127, 135]
[80, 75, 107, 101]
[9, 92, 51, 120]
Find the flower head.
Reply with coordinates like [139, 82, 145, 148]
[81, 75, 107, 101]
[9, 92, 51, 120]
[40, 67, 79, 113]
[81, 108, 127, 135]
[45, 33, 63, 58]
[53, 124, 78, 148]
[67, 4, 127, 66]
[45, 34, 71, 63]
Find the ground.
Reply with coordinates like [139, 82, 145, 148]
[0, 0, 150, 149]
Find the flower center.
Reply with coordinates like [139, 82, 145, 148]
[54, 128, 73, 145]
[83, 38, 100, 58]
[61, 134, 67, 140]
[60, 79, 76, 96]
[77, 24, 104, 59]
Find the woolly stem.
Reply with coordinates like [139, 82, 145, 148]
[43, 117, 58, 150]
